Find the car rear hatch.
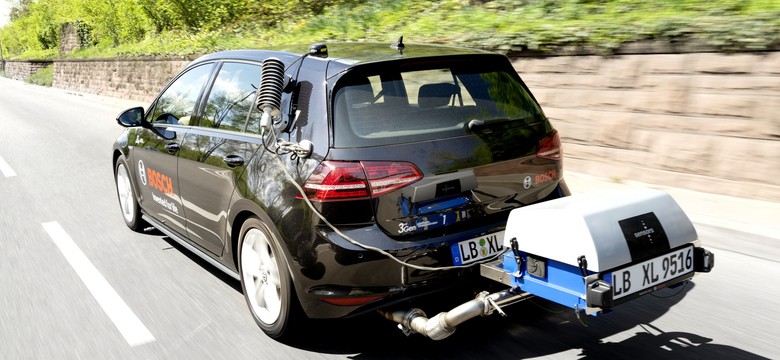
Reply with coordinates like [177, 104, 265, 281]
[304, 54, 564, 264]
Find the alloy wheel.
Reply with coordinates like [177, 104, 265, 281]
[241, 228, 283, 325]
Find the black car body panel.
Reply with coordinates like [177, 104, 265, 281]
[112, 42, 569, 322]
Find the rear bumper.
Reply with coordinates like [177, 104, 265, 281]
[293, 223, 496, 319]
[288, 181, 570, 319]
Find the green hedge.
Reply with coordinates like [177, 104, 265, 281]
[1, 0, 778, 59]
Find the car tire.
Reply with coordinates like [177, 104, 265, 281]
[114, 157, 146, 232]
[238, 217, 300, 339]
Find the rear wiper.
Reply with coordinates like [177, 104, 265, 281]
[467, 117, 515, 130]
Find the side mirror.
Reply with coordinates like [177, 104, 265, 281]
[116, 107, 145, 127]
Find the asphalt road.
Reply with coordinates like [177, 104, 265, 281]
[1, 77, 777, 359]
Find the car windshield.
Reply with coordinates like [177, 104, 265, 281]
[332, 57, 545, 148]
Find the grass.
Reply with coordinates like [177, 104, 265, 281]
[26, 65, 54, 86]
[7, 0, 780, 59]
[610, 176, 624, 184]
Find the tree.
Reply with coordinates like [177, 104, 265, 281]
[9, 0, 33, 21]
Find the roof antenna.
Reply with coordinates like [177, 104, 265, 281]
[391, 36, 405, 53]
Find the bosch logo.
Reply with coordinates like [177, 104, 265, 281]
[138, 160, 147, 185]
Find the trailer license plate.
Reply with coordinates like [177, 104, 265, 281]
[451, 231, 505, 266]
[612, 245, 695, 300]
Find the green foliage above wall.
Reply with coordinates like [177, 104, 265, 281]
[0, 0, 777, 59]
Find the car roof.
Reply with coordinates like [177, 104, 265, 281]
[190, 42, 496, 69]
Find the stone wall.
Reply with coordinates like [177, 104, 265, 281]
[52, 58, 192, 102]
[44, 53, 780, 201]
[3, 60, 53, 81]
[513, 52, 780, 201]
[59, 23, 80, 55]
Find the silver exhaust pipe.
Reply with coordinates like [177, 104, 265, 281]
[380, 289, 532, 340]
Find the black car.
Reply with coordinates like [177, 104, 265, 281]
[112, 41, 569, 339]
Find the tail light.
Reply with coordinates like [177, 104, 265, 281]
[303, 161, 423, 201]
[536, 130, 562, 160]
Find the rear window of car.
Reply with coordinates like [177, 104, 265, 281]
[332, 56, 545, 148]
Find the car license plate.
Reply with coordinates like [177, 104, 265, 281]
[451, 231, 505, 266]
[611, 245, 695, 300]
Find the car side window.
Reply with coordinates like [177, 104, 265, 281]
[200, 62, 262, 133]
[148, 64, 213, 126]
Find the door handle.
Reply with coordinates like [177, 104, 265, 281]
[164, 142, 180, 154]
[222, 155, 245, 168]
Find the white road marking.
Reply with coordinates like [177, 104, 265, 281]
[41, 222, 156, 346]
[0, 155, 17, 177]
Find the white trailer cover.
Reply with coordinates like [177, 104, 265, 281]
[503, 188, 698, 272]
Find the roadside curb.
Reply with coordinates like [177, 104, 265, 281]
[0, 76, 144, 111]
